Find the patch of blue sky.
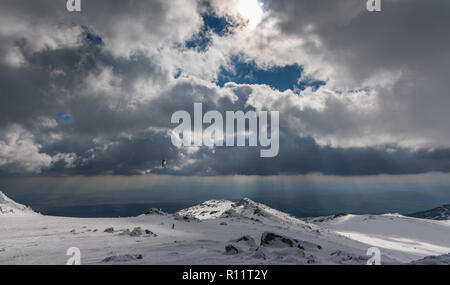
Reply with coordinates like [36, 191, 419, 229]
[80, 26, 103, 47]
[173, 68, 183, 79]
[55, 112, 71, 123]
[185, 12, 232, 52]
[218, 56, 325, 92]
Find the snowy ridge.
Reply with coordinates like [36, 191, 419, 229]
[176, 198, 308, 227]
[303, 213, 349, 223]
[175, 200, 234, 220]
[0, 191, 35, 215]
[407, 205, 450, 220]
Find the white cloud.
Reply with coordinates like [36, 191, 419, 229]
[3, 46, 26, 68]
[0, 125, 52, 174]
[52, 153, 78, 169]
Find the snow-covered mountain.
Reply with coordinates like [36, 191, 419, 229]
[175, 198, 307, 226]
[407, 205, 450, 220]
[1, 193, 449, 265]
[0, 191, 36, 215]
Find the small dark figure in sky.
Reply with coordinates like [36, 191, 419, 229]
[162, 160, 167, 168]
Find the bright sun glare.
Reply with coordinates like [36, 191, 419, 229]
[237, 0, 264, 28]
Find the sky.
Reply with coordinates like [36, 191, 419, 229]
[1, 0, 450, 181]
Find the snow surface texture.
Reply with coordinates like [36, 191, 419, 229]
[1, 192, 449, 265]
[408, 253, 450, 265]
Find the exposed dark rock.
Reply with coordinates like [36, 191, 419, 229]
[104, 227, 114, 233]
[145, 229, 157, 237]
[145, 208, 167, 216]
[233, 235, 257, 249]
[261, 232, 298, 248]
[225, 244, 241, 255]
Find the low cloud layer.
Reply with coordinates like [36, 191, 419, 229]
[1, 0, 450, 176]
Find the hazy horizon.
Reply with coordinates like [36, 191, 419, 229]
[2, 172, 450, 218]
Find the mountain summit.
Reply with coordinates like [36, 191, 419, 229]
[174, 198, 306, 227]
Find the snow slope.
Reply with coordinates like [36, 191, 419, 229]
[311, 213, 450, 262]
[0, 191, 36, 215]
[1, 193, 449, 265]
[409, 253, 450, 265]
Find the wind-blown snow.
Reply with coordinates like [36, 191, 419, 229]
[1, 193, 449, 265]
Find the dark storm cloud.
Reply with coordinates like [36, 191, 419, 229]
[266, 0, 450, 80]
[150, 131, 450, 177]
[45, 130, 180, 176]
[0, 41, 170, 138]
